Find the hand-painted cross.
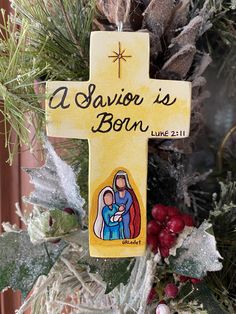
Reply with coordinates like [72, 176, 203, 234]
[46, 31, 191, 258]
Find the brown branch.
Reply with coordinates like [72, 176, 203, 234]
[217, 123, 236, 172]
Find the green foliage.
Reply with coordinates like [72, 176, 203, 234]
[191, 0, 236, 52]
[27, 209, 80, 244]
[54, 139, 89, 208]
[24, 139, 85, 218]
[0, 1, 96, 163]
[78, 255, 135, 294]
[0, 231, 66, 298]
[207, 179, 236, 312]
[169, 221, 222, 278]
[12, 0, 96, 80]
[182, 282, 229, 314]
[0, 11, 46, 163]
[75, 140, 89, 204]
[192, 0, 236, 97]
[211, 179, 236, 216]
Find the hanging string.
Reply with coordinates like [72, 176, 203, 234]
[115, 0, 131, 31]
[117, 21, 123, 32]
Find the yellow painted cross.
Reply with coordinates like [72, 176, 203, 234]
[46, 31, 191, 258]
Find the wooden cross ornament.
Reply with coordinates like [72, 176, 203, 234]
[46, 31, 191, 258]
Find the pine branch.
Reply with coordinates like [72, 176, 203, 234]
[57, 0, 87, 66]
[12, 0, 96, 80]
[0, 11, 46, 163]
[0, 1, 96, 162]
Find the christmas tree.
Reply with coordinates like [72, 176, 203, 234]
[0, 0, 236, 313]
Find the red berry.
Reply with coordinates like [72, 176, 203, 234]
[147, 220, 162, 235]
[147, 234, 159, 253]
[167, 206, 180, 217]
[191, 278, 202, 284]
[63, 207, 75, 215]
[151, 204, 167, 222]
[160, 246, 169, 258]
[158, 230, 176, 248]
[167, 215, 185, 233]
[182, 214, 195, 227]
[147, 287, 157, 304]
[179, 275, 189, 282]
[164, 215, 171, 223]
[164, 283, 178, 298]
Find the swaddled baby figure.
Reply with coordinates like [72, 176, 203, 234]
[110, 204, 125, 239]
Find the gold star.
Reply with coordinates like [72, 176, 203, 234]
[108, 42, 132, 79]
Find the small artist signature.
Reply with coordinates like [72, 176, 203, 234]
[122, 239, 141, 245]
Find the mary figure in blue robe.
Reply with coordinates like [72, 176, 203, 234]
[94, 186, 124, 240]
